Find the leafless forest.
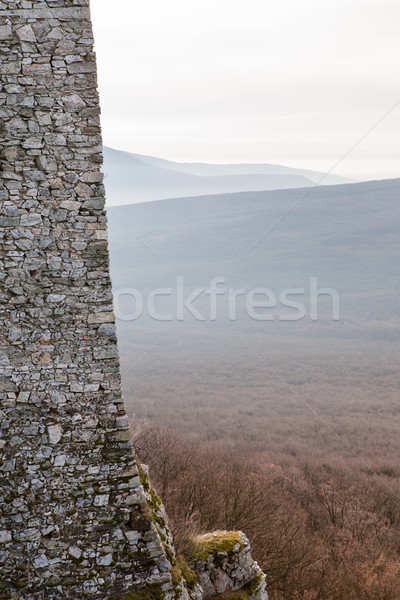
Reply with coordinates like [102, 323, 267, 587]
[129, 419, 400, 599]
[118, 333, 400, 600]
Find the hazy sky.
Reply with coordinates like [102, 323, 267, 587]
[91, 0, 399, 180]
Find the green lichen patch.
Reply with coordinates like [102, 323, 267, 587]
[171, 565, 182, 587]
[149, 488, 162, 510]
[177, 556, 197, 591]
[148, 488, 166, 530]
[4, 493, 18, 504]
[224, 592, 249, 600]
[190, 531, 246, 562]
[163, 542, 175, 565]
[137, 463, 150, 492]
[169, 556, 198, 593]
[245, 572, 263, 596]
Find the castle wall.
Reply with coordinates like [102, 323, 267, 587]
[0, 2, 172, 597]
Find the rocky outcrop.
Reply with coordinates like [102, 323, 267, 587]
[189, 531, 268, 600]
[107, 469, 269, 600]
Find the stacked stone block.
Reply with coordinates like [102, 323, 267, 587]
[0, 1, 173, 597]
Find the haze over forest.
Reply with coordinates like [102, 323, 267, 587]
[107, 175, 399, 443]
[102, 145, 400, 597]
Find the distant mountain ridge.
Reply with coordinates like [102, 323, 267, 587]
[103, 147, 355, 206]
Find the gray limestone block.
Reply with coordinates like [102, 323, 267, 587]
[82, 197, 105, 210]
[16, 24, 36, 42]
[0, 25, 12, 40]
[0, 217, 20, 227]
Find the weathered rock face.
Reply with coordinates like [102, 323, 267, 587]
[190, 531, 268, 600]
[0, 1, 174, 597]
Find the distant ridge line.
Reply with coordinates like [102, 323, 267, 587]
[103, 147, 356, 206]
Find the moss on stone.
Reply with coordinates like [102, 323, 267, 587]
[171, 565, 182, 587]
[4, 493, 18, 504]
[147, 489, 165, 530]
[11, 580, 28, 589]
[191, 531, 245, 561]
[163, 542, 175, 565]
[149, 488, 162, 511]
[137, 463, 150, 492]
[152, 512, 166, 530]
[245, 572, 263, 596]
[224, 592, 249, 600]
[170, 555, 198, 594]
[177, 556, 197, 591]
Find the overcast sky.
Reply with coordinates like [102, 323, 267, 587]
[91, 0, 399, 180]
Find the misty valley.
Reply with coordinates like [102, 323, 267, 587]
[107, 176, 400, 599]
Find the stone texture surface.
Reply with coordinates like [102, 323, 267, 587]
[0, 1, 175, 598]
[190, 531, 268, 600]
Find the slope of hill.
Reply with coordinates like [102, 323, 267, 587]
[103, 147, 354, 205]
[108, 178, 399, 298]
[107, 178, 400, 446]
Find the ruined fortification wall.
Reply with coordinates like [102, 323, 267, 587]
[0, 1, 174, 597]
[0, 4, 269, 600]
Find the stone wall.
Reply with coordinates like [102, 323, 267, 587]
[0, 4, 270, 600]
[0, 1, 175, 597]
